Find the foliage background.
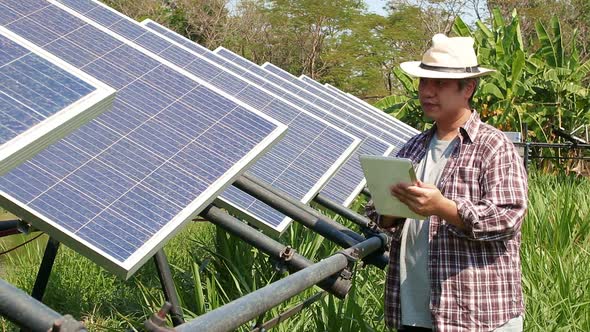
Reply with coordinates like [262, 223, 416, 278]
[103, 0, 590, 101]
[103, 0, 589, 152]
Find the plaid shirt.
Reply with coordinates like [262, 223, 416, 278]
[366, 111, 528, 331]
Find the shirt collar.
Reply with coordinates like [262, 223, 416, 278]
[425, 110, 481, 146]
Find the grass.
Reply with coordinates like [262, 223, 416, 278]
[1, 171, 589, 331]
[520, 172, 590, 331]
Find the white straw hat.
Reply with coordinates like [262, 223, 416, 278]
[400, 34, 494, 79]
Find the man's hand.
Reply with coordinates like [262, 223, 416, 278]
[390, 180, 445, 216]
[390, 180, 464, 229]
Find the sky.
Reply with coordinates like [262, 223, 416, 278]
[365, 0, 389, 16]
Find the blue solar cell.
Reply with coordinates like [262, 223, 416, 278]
[52, 6, 361, 233]
[300, 75, 419, 138]
[0, 7, 19, 26]
[0, 28, 115, 175]
[0, 1, 285, 278]
[85, 2, 122, 27]
[54, 0, 96, 13]
[0, 94, 41, 133]
[212, 46, 398, 206]
[0, 36, 28, 65]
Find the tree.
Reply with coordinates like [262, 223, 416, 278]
[224, 0, 273, 63]
[321, 14, 397, 98]
[319, 6, 432, 101]
[487, 0, 590, 62]
[170, 0, 235, 49]
[387, 0, 469, 35]
[263, 0, 366, 78]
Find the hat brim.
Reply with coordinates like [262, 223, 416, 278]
[400, 61, 495, 79]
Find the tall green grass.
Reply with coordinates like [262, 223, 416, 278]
[1, 172, 588, 331]
[521, 172, 590, 331]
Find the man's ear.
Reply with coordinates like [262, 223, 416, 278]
[463, 79, 477, 100]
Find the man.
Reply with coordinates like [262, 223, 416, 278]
[365, 34, 528, 332]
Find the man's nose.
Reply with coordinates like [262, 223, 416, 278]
[420, 81, 435, 97]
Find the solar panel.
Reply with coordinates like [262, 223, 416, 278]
[0, 0, 286, 278]
[322, 82, 419, 135]
[0, 26, 115, 175]
[260, 63, 414, 145]
[140, 23, 394, 207]
[54, 3, 361, 234]
[208, 47, 401, 205]
[131, 26, 392, 208]
[503, 132, 522, 143]
[299, 75, 419, 137]
[299, 75, 417, 138]
[210, 48, 403, 146]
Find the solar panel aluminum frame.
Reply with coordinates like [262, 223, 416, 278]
[0, 26, 116, 176]
[138, 19, 362, 234]
[210, 46, 397, 207]
[0, 0, 287, 279]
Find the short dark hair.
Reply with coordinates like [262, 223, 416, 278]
[458, 78, 479, 105]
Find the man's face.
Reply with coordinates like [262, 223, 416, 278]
[418, 78, 471, 121]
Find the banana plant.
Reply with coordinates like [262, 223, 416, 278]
[452, 9, 547, 139]
[533, 17, 590, 135]
[378, 7, 589, 147]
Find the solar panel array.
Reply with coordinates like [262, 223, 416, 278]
[212, 47, 402, 205]
[0, 26, 115, 175]
[142, 22, 395, 207]
[319, 82, 419, 135]
[51, 2, 361, 234]
[325, 83, 389, 118]
[261, 63, 414, 144]
[0, 0, 421, 279]
[0, 0, 286, 278]
[299, 76, 419, 137]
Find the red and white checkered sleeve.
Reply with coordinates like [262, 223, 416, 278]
[452, 141, 528, 241]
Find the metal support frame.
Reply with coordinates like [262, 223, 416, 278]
[0, 219, 20, 237]
[0, 227, 85, 331]
[153, 250, 185, 326]
[312, 193, 372, 229]
[0, 279, 86, 332]
[169, 234, 387, 332]
[515, 123, 590, 165]
[31, 237, 60, 301]
[21, 232, 184, 327]
[242, 173, 366, 242]
[361, 187, 371, 198]
[249, 291, 326, 332]
[235, 174, 388, 268]
[201, 205, 352, 298]
[514, 142, 590, 149]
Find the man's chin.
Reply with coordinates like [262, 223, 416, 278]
[422, 108, 439, 120]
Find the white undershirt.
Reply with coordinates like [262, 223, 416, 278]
[399, 135, 457, 328]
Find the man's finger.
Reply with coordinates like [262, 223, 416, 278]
[405, 185, 428, 196]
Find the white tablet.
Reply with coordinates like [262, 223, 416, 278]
[359, 155, 425, 219]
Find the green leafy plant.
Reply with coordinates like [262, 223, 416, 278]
[378, 9, 590, 152]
